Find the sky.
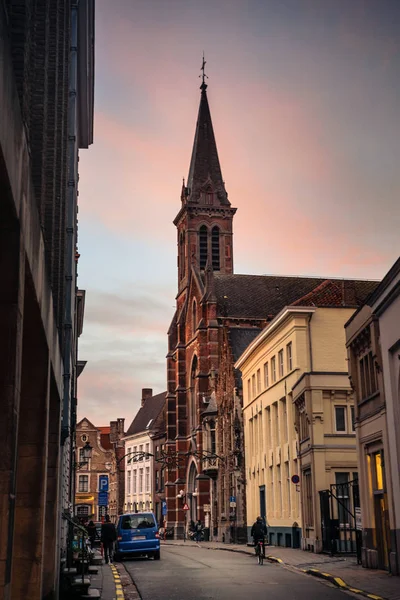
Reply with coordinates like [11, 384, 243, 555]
[77, 0, 400, 427]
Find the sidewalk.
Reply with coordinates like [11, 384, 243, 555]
[162, 540, 400, 600]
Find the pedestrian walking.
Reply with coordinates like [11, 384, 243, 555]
[195, 519, 203, 542]
[101, 515, 117, 564]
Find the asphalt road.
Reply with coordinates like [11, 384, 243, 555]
[122, 545, 351, 600]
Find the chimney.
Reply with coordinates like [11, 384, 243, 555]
[141, 388, 153, 407]
[343, 280, 357, 306]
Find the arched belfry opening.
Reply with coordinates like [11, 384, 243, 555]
[189, 355, 198, 431]
[199, 225, 208, 270]
[212, 226, 220, 271]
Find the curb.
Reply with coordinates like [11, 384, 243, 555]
[110, 564, 124, 600]
[303, 568, 385, 600]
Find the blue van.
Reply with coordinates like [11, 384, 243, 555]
[114, 512, 160, 560]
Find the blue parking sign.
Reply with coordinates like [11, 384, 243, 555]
[99, 475, 109, 492]
[162, 500, 167, 516]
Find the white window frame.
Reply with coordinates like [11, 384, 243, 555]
[78, 474, 89, 493]
[278, 349, 284, 378]
[287, 342, 293, 371]
[264, 362, 269, 388]
[271, 356, 276, 383]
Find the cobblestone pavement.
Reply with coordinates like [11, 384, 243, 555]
[162, 540, 400, 600]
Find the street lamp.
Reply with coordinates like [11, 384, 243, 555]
[74, 441, 93, 470]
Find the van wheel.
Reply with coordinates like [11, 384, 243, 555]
[154, 551, 160, 560]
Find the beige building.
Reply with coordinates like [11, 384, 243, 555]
[346, 257, 400, 574]
[236, 279, 376, 551]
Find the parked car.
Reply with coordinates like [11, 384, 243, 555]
[114, 512, 160, 561]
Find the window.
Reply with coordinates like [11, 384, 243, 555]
[121, 514, 155, 529]
[155, 470, 160, 491]
[132, 446, 137, 461]
[179, 231, 185, 280]
[76, 505, 90, 518]
[127, 471, 131, 495]
[145, 467, 150, 492]
[139, 444, 143, 459]
[256, 369, 261, 394]
[264, 362, 269, 388]
[281, 399, 288, 442]
[133, 470, 137, 494]
[271, 356, 276, 383]
[81, 434, 88, 442]
[287, 343, 293, 371]
[190, 355, 198, 429]
[252, 374, 256, 398]
[303, 469, 314, 526]
[139, 469, 143, 493]
[335, 406, 346, 432]
[199, 225, 208, 269]
[192, 299, 197, 334]
[145, 443, 150, 457]
[79, 448, 88, 470]
[350, 406, 355, 432]
[359, 351, 377, 400]
[247, 379, 251, 401]
[286, 463, 291, 514]
[212, 226, 220, 270]
[78, 475, 88, 493]
[278, 350, 284, 377]
[210, 420, 216, 455]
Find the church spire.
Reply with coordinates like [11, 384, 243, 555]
[186, 58, 229, 205]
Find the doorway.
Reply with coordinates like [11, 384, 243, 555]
[259, 485, 266, 522]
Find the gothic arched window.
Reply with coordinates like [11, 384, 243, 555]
[212, 226, 220, 271]
[190, 355, 198, 429]
[192, 299, 197, 335]
[199, 225, 208, 269]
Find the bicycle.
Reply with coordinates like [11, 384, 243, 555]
[255, 539, 265, 565]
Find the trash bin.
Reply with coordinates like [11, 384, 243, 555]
[203, 527, 210, 542]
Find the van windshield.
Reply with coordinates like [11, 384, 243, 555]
[121, 514, 156, 530]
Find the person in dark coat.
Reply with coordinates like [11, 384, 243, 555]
[86, 520, 97, 547]
[101, 515, 117, 564]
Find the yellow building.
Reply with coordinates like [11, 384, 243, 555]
[236, 280, 376, 551]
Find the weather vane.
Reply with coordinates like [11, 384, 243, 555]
[199, 52, 208, 87]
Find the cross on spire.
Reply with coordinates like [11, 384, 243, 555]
[199, 52, 208, 90]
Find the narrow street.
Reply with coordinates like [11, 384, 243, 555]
[122, 545, 350, 600]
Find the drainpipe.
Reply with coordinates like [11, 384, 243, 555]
[307, 313, 314, 372]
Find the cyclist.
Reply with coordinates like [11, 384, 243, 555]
[251, 516, 267, 557]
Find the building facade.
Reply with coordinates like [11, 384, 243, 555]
[124, 390, 166, 515]
[0, 2, 94, 598]
[237, 280, 377, 551]
[346, 257, 400, 574]
[75, 418, 125, 522]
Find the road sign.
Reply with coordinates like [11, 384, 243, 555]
[230, 502, 236, 508]
[183, 503, 189, 511]
[203, 504, 211, 512]
[355, 507, 362, 531]
[229, 496, 236, 503]
[291, 474, 300, 484]
[162, 500, 167, 516]
[99, 475, 109, 492]
[98, 491, 108, 506]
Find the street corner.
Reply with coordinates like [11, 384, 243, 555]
[304, 568, 385, 600]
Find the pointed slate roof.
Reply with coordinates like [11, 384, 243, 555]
[186, 84, 229, 205]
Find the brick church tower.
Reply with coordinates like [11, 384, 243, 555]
[166, 76, 238, 537]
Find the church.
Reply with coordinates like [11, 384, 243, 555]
[165, 73, 375, 542]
